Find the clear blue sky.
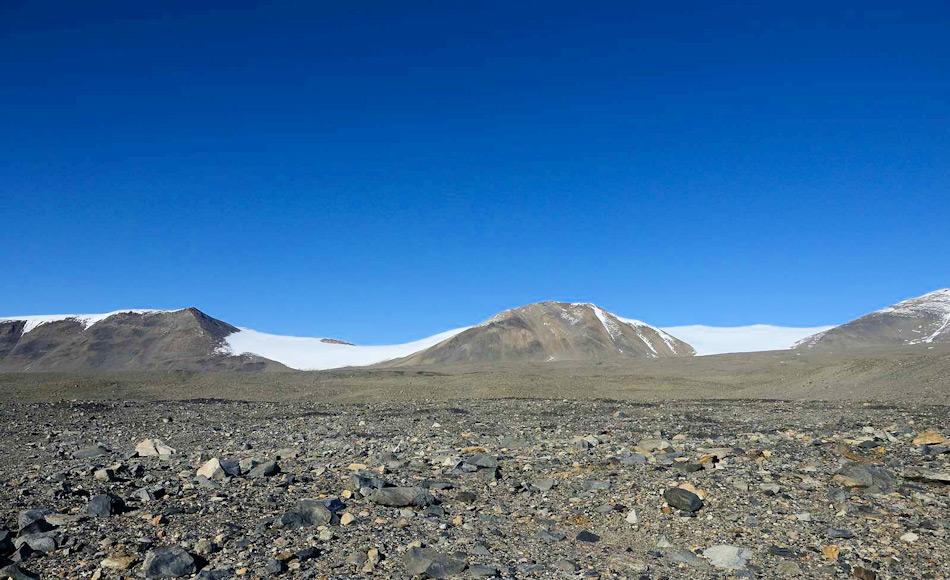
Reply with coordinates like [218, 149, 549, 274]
[2, 1, 948, 343]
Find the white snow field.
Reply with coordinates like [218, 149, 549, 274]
[223, 327, 470, 370]
[659, 324, 836, 356]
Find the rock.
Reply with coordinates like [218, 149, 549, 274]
[0, 529, 12, 556]
[903, 468, 950, 484]
[702, 545, 751, 570]
[465, 454, 498, 469]
[340, 512, 356, 526]
[663, 487, 703, 512]
[143, 546, 197, 578]
[368, 486, 435, 507]
[821, 544, 840, 562]
[101, 552, 138, 570]
[625, 509, 639, 525]
[912, 429, 946, 446]
[530, 478, 556, 492]
[776, 561, 802, 576]
[666, 549, 704, 567]
[554, 559, 579, 571]
[259, 558, 285, 576]
[279, 499, 333, 528]
[832, 463, 896, 493]
[94, 467, 118, 482]
[296, 547, 320, 561]
[0, 564, 38, 580]
[14, 533, 56, 554]
[87, 493, 125, 517]
[852, 567, 879, 579]
[638, 438, 672, 452]
[575, 530, 600, 543]
[760, 483, 781, 495]
[196, 458, 240, 480]
[246, 460, 279, 478]
[403, 547, 466, 578]
[73, 444, 111, 459]
[136, 439, 177, 457]
[16, 510, 52, 534]
[193, 538, 215, 556]
[900, 531, 919, 543]
[827, 528, 854, 539]
[468, 564, 500, 577]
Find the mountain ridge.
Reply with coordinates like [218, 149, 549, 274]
[795, 289, 950, 351]
[379, 301, 694, 368]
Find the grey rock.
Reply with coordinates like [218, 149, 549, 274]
[833, 463, 896, 493]
[827, 528, 854, 539]
[404, 547, 466, 578]
[16, 510, 51, 533]
[259, 558, 285, 576]
[73, 444, 111, 459]
[575, 530, 600, 542]
[368, 486, 435, 507]
[666, 548, 704, 567]
[87, 493, 125, 517]
[468, 564, 500, 577]
[0, 529, 13, 556]
[530, 478, 556, 492]
[0, 564, 38, 580]
[702, 545, 751, 570]
[13, 533, 56, 554]
[465, 454, 498, 469]
[246, 460, 280, 478]
[143, 546, 197, 578]
[279, 499, 332, 528]
[663, 487, 703, 512]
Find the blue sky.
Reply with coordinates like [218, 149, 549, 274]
[2, 1, 948, 343]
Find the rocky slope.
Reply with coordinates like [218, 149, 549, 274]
[0, 309, 285, 372]
[383, 301, 694, 367]
[796, 289, 950, 351]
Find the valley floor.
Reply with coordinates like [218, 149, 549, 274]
[0, 398, 948, 578]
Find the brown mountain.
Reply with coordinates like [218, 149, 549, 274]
[0, 308, 286, 372]
[796, 289, 950, 351]
[381, 301, 694, 367]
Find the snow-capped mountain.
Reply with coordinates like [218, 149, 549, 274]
[380, 301, 694, 367]
[0, 308, 284, 372]
[795, 289, 950, 350]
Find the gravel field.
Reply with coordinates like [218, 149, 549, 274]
[0, 398, 947, 578]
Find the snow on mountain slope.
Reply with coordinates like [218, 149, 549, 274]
[223, 327, 471, 370]
[660, 324, 835, 356]
[795, 288, 950, 350]
[0, 310, 170, 334]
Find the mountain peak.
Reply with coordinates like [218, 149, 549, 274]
[797, 288, 950, 350]
[382, 300, 694, 367]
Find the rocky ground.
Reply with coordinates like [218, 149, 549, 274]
[0, 398, 947, 579]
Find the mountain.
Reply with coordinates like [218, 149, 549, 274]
[796, 289, 950, 351]
[0, 308, 286, 372]
[380, 301, 694, 367]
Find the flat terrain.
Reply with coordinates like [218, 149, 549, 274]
[1, 344, 948, 404]
[0, 398, 948, 579]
